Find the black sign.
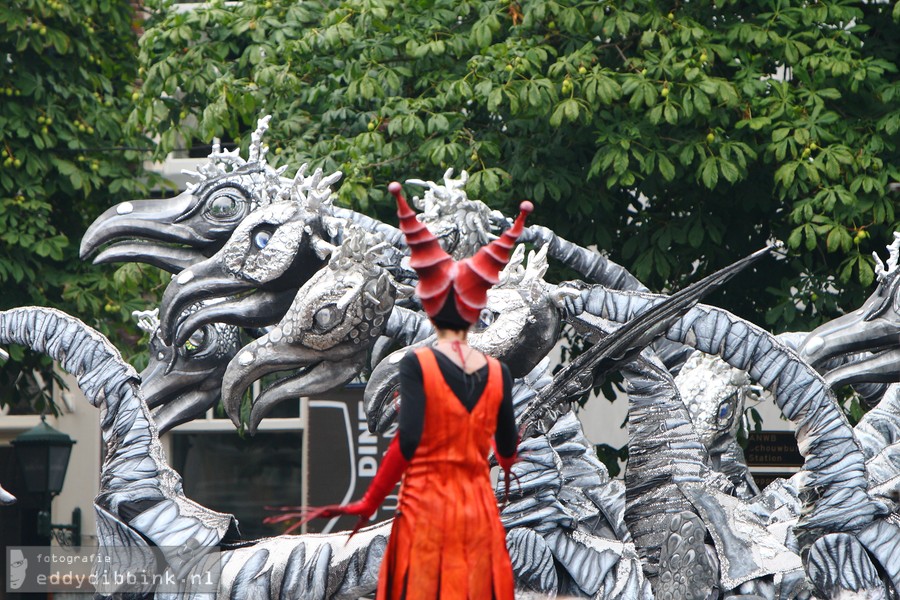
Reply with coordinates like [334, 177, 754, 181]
[306, 386, 397, 534]
[744, 431, 803, 468]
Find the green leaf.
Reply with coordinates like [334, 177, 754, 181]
[658, 154, 675, 181]
[775, 162, 799, 188]
[488, 87, 503, 111]
[859, 256, 874, 286]
[826, 226, 841, 252]
[427, 113, 450, 134]
[787, 226, 803, 249]
[699, 158, 719, 189]
[481, 168, 500, 192]
[68, 170, 84, 190]
[719, 159, 739, 183]
[772, 128, 791, 142]
[664, 103, 678, 124]
[688, 220, 704, 248]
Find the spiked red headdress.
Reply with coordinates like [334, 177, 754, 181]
[389, 181, 533, 325]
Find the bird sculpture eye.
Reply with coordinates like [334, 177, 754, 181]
[254, 230, 272, 249]
[476, 309, 495, 331]
[716, 396, 737, 429]
[206, 187, 246, 219]
[183, 328, 208, 354]
[312, 305, 340, 333]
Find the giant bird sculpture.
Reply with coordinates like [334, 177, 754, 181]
[220, 226, 398, 432]
[133, 306, 242, 434]
[80, 117, 293, 272]
[55, 110, 900, 598]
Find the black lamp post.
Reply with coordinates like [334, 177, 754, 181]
[12, 415, 81, 546]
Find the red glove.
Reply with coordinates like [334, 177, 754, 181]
[265, 436, 409, 538]
[497, 452, 518, 505]
[497, 452, 517, 473]
[494, 438, 520, 506]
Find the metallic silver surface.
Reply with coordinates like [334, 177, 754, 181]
[221, 227, 397, 431]
[563, 283, 888, 541]
[0, 306, 396, 599]
[157, 198, 328, 346]
[406, 168, 495, 260]
[806, 533, 885, 599]
[498, 359, 653, 598]
[676, 352, 762, 499]
[80, 117, 308, 271]
[135, 305, 242, 434]
[0, 483, 15, 505]
[63, 128, 900, 597]
[799, 234, 900, 389]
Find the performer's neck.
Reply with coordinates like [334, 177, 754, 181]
[435, 329, 468, 343]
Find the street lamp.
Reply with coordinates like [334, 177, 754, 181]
[12, 415, 81, 546]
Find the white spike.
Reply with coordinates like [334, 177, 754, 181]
[132, 308, 161, 334]
[293, 163, 309, 183]
[313, 238, 336, 260]
[875, 231, 900, 283]
[310, 168, 324, 188]
[320, 171, 342, 188]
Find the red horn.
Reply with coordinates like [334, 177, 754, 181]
[389, 182, 455, 317]
[453, 201, 534, 323]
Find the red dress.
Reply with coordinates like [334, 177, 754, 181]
[376, 348, 515, 600]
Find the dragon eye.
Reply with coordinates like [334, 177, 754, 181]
[312, 305, 340, 333]
[183, 328, 208, 354]
[253, 230, 272, 249]
[206, 187, 246, 219]
[478, 309, 495, 327]
[716, 397, 736, 429]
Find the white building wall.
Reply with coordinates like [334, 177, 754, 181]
[51, 373, 101, 546]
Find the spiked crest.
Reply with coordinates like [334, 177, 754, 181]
[389, 181, 533, 325]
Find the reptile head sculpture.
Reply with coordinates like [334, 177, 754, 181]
[134, 307, 242, 434]
[675, 351, 761, 449]
[221, 227, 397, 433]
[365, 245, 559, 434]
[157, 196, 332, 347]
[80, 116, 296, 272]
[799, 232, 900, 389]
[469, 244, 560, 377]
[403, 168, 497, 260]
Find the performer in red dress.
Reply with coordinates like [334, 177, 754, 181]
[302, 182, 532, 599]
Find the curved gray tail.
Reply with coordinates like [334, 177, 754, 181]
[0, 307, 235, 551]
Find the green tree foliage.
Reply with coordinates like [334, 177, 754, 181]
[0, 0, 163, 412]
[135, 1, 900, 333]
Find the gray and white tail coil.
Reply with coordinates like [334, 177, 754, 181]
[569, 287, 889, 541]
[0, 307, 389, 600]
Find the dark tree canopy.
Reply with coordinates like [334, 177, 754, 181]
[0, 0, 162, 411]
[133, 0, 900, 333]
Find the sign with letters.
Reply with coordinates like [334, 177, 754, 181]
[306, 385, 397, 534]
[744, 430, 804, 468]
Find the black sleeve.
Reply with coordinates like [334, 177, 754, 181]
[494, 362, 518, 458]
[398, 352, 425, 461]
